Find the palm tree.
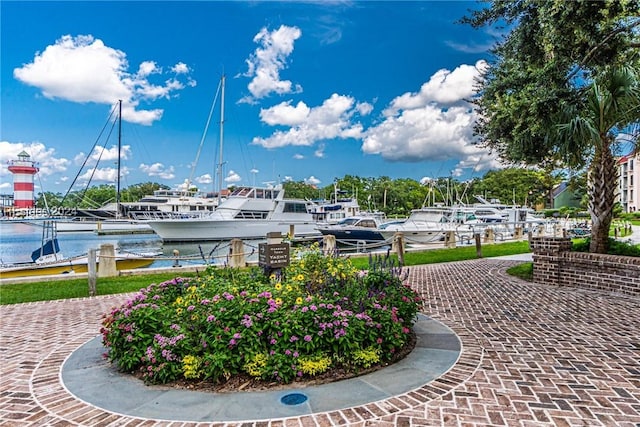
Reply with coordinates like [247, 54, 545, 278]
[558, 67, 640, 253]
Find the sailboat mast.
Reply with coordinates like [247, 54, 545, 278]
[116, 99, 122, 219]
[217, 75, 225, 206]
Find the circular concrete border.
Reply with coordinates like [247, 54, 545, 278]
[56, 314, 478, 423]
[30, 315, 483, 425]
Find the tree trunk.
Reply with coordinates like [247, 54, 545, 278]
[588, 142, 617, 253]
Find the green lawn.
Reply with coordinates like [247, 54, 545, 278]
[0, 272, 199, 305]
[0, 241, 532, 305]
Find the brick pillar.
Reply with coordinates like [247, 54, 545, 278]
[530, 237, 572, 285]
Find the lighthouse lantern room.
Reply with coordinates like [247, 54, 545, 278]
[7, 151, 39, 209]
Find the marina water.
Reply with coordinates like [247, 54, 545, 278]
[0, 221, 260, 269]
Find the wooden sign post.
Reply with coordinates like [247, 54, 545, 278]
[259, 232, 290, 276]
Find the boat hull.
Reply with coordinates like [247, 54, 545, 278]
[318, 228, 385, 242]
[148, 218, 321, 242]
[0, 257, 154, 279]
[379, 229, 445, 244]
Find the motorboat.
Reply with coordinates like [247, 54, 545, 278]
[146, 185, 321, 242]
[378, 207, 461, 244]
[0, 221, 156, 279]
[316, 214, 390, 242]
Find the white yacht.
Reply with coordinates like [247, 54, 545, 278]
[146, 185, 320, 242]
[378, 207, 464, 244]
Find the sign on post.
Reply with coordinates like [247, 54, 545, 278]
[258, 243, 290, 269]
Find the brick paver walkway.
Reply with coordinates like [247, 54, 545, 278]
[1, 259, 639, 426]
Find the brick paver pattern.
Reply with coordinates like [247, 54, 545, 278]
[1, 258, 639, 426]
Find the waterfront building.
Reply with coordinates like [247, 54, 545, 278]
[618, 153, 639, 212]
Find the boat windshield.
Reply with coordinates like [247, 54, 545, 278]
[337, 217, 360, 226]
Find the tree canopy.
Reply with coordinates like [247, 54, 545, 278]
[463, 0, 640, 252]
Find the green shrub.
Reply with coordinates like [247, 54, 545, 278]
[101, 246, 421, 385]
[571, 237, 640, 257]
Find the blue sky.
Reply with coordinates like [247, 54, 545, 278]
[1, 1, 501, 196]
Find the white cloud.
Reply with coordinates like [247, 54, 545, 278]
[177, 179, 197, 191]
[314, 143, 325, 158]
[172, 62, 190, 74]
[13, 34, 195, 125]
[362, 61, 500, 174]
[78, 166, 128, 183]
[259, 100, 310, 126]
[293, 154, 305, 160]
[224, 170, 242, 183]
[240, 25, 302, 103]
[419, 177, 434, 185]
[252, 93, 367, 148]
[0, 141, 69, 179]
[89, 145, 131, 162]
[137, 61, 159, 77]
[383, 61, 487, 117]
[139, 163, 175, 180]
[305, 176, 321, 185]
[195, 173, 213, 184]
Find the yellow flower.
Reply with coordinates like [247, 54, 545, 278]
[175, 296, 183, 305]
[296, 297, 303, 305]
[275, 298, 283, 305]
[176, 308, 183, 315]
[296, 274, 304, 281]
[286, 285, 293, 292]
[270, 274, 276, 280]
[187, 286, 197, 293]
[275, 282, 282, 290]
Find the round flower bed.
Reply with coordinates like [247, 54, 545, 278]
[101, 247, 421, 387]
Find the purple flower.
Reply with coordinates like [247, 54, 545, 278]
[187, 305, 195, 311]
[241, 315, 253, 328]
[304, 335, 312, 342]
[270, 338, 277, 345]
[207, 315, 216, 322]
[289, 335, 299, 342]
[285, 349, 292, 356]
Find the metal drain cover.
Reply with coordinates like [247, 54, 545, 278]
[280, 392, 308, 405]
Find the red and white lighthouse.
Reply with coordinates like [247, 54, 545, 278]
[7, 151, 39, 209]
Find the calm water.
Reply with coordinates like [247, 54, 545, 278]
[0, 221, 261, 268]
